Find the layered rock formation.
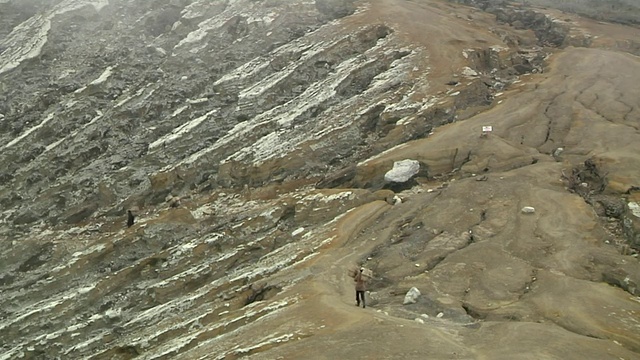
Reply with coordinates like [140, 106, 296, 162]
[1, 0, 639, 359]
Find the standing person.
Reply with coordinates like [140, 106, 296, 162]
[354, 267, 367, 308]
[127, 209, 135, 228]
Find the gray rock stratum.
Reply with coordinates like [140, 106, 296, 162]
[1, 0, 639, 359]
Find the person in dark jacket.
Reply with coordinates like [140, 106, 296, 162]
[127, 209, 135, 228]
[354, 268, 367, 308]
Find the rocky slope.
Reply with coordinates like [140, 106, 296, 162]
[0, 0, 639, 359]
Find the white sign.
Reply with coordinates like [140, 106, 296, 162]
[482, 126, 493, 132]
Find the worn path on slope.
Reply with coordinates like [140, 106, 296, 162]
[253, 199, 475, 359]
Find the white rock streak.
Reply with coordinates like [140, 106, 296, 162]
[4, 113, 55, 149]
[90, 66, 114, 85]
[181, 53, 381, 168]
[0, 0, 105, 75]
[176, 35, 425, 172]
[0, 15, 51, 75]
[43, 110, 104, 154]
[3, 183, 351, 358]
[74, 65, 115, 93]
[213, 56, 272, 85]
[149, 109, 218, 150]
[237, 41, 330, 101]
[176, 2, 237, 48]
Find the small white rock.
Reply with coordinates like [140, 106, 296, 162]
[521, 206, 536, 214]
[553, 147, 564, 157]
[415, 318, 425, 324]
[436, 312, 444, 318]
[462, 67, 479, 77]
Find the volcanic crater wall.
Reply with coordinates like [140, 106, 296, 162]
[1, 0, 640, 359]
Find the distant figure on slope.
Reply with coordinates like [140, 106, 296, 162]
[127, 209, 135, 228]
[354, 268, 368, 308]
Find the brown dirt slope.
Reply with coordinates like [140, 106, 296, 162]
[196, 44, 640, 360]
[241, 4, 640, 359]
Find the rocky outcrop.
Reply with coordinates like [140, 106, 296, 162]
[449, 1, 600, 49]
[493, 8, 569, 47]
[450, 0, 640, 26]
[623, 201, 640, 249]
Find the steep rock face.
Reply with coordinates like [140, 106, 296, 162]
[493, 8, 570, 47]
[1, 0, 640, 359]
[0, 0, 329, 225]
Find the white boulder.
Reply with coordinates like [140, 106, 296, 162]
[521, 206, 536, 214]
[403, 287, 421, 305]
[384, 159, 420, 183]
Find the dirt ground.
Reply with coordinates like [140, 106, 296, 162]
[224, 2, 640, 358]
